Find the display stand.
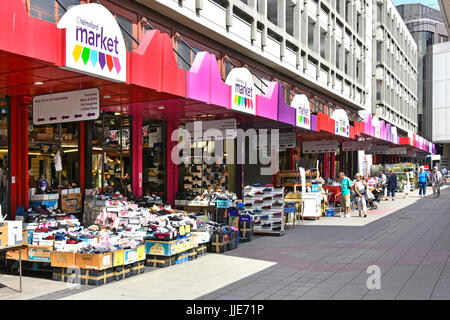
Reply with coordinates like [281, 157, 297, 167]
[0, 244, 22, 293]
[243, 186, 285, 236]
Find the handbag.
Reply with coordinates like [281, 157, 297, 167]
[366, 188, 375, 201]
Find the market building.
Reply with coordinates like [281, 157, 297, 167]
[0, 0, 434, 220]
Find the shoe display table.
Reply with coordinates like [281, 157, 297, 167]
[0, 244, 23, 293]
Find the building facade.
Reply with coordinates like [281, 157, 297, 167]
[397, 3, 448, 140]
[372, 0, 418, 136]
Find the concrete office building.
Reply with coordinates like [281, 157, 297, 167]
[429, 1, 450, 168]
[397, 3, 448, 141]
[372, 0, 418, 135]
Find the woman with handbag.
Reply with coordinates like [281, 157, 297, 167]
[353, 173, 368, 218]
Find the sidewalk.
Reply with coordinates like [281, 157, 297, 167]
[1, 185, 449, 300]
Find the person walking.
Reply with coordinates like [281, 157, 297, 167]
[418, 166, 429, 197]
[403, 169, 411, 199]
[442, 167, 447, 184]
[432, 166, 443, 198]
[353, 173, 368, 218]
[387, 170, 397, 201]
[339, 172, 353, 218]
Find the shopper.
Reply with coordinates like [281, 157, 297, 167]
[353, 173, 368, 218]
[418, 166, 429, 197]
[403, 169, 411, 199]
[442, 167, 447, 184]
[339, 172, 353, 218]
[379, 172, 388, 200]
[387, 170, 397, 201]
[432, 166, 443, 198]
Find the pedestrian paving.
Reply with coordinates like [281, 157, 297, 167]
[1, 186, 449, 300]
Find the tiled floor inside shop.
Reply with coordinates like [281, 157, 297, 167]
[2, 185, 450, 300]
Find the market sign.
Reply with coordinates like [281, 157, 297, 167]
[331, 109, 349, 138]
[57, 3, 127, 82]
[302, 140, 338, 153]
[291, 94, 310, 130]
[185, 119, 237, 141]
[388, 147, 407, 155]
[342, 141, 371, 151]
[225, 68, 256, 115]
[33, 88, 99, 125]
[366, 145, 389, 154]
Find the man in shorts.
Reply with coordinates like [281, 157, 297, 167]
[340, 172, 353, 218]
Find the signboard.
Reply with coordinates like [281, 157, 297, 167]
[331, 109, 349, 138]
[388, 147, 407, 155]
[342, 141, 371, 151]
[372, 117, 381, 139]
[185, 119, 237, 141]
[225, 68, 256, 115]
[57, 3, 127, 82]
[278, 132, 296, 149]
[299, 167, 306, 197]
[33, 88, 99, 125]
[292, 94, 310, 130]
[406, 150, 417, 157]
[366, 145, 389, 154]
[302, 140, 338, 153]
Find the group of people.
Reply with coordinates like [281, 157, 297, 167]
[418, 166, 445, 198]
[338, 165, 446, 219]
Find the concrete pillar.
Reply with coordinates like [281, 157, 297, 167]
[292, 0, 300, 39]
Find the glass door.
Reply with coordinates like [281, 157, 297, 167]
[0, 96, 9, 217]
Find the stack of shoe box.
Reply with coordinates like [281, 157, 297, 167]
[243, 186, 285, 235]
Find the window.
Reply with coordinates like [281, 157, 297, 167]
[57, 0, 81, 20]
[308, 18, 315, 51]
[176, 40, 194, 70]
[356, 13, 362, 35]
[344, 49, 350, 75]
[336, 0, 341, 15]
[376, 41, 382, 61]
[356, 59, 361, 81]
[336, 41, 341, 69]
[377, 5, 382, 22]
[30, 0, 56, 23]
[116, 14, 134, 52]
[320, 28, 327, 59]
[267, 0, 277, 25]
[286, 0, 295, 36]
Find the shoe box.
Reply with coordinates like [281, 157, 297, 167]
[188, 248, 198, 261]
[0, 221, 23, 246]
[207, 231, 229, 254]
[75, 252, 113, 270]
[175, 251, 189, 264]
[50, 251, 76, 268]
[28, 245, 53, 262]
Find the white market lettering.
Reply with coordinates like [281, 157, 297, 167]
[76, 23, 119, 55]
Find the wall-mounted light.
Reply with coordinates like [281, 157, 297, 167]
[34, 81, 44, 86]
[104, 95, 111, 99]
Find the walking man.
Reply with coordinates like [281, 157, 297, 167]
[418, 166, 429, 197]
[387, 170, 397, 201]
[432, 166, 443, 198]
[340, 172, 353, 218]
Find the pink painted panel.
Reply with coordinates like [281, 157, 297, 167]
[256, 82, 278, 121]
[186, 52, 230, 108]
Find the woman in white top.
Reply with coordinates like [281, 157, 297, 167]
[353, 173, 368, 218]
[403, 169, 411, 198]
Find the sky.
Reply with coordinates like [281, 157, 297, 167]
[392, 0, 441, 10]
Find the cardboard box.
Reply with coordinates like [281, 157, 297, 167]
[136, 245, 146, 261]
[145, 240, 177, 256]
[0, 223, 7, 247]
[50, 251, 76, 268]
[60, 193, 82, 213]
[0, 221, 23, 246]
[112, 250, 124, 267]
[28, 245, 53, 262]
[6, 245, 28, 261]
[75, 252, 112, 270]
[124, 248, 137, 265]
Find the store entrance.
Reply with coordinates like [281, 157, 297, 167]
[92, 112, 132, 196]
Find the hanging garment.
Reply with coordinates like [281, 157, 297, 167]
[54, 151, 62, 172]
